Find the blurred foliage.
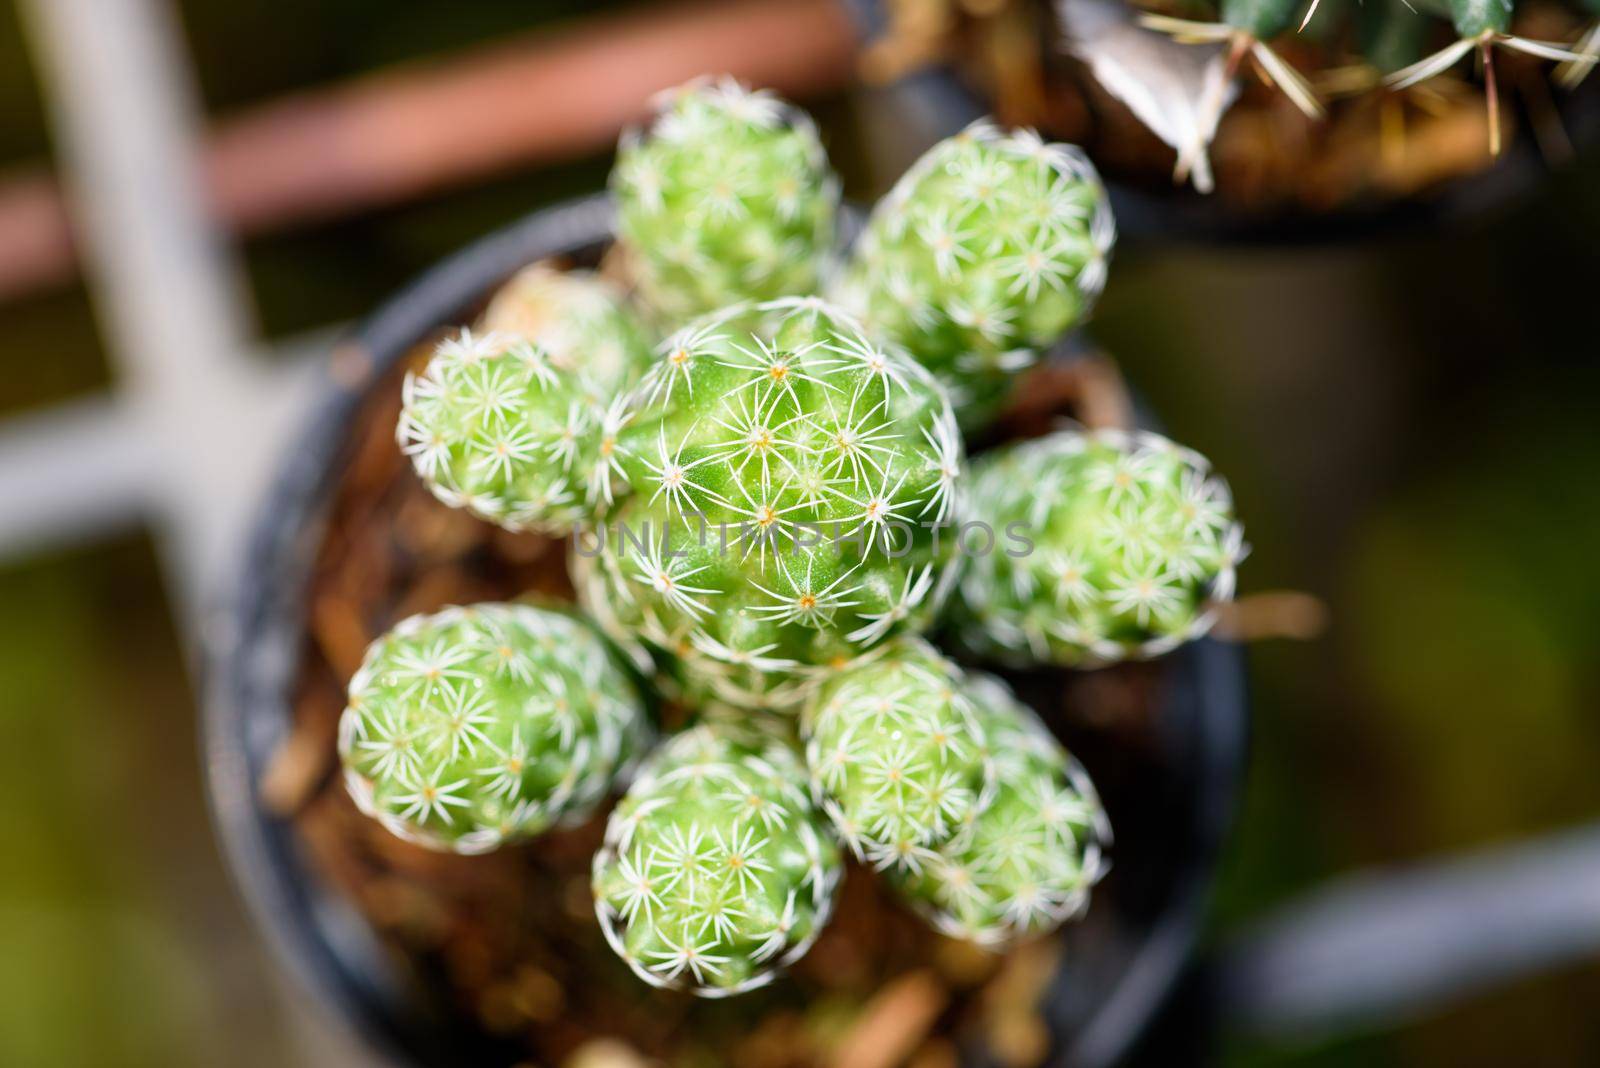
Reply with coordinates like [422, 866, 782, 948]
[1096, 157, 1600, 1065]
[0, 537, 294, 1066]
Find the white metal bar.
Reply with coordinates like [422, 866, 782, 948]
[1222, 822, 1600, 1040]
[0, 397, 154, 557]
[18, 0, 257, 619]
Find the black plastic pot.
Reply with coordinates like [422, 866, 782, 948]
[203, 192, 1249, 1068]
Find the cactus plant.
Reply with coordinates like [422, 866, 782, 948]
[577, 296, 966, 710]
[887, 672, 1110, 947]
[831, 120, 1114, 426]
[953, 427, 1246, 667]
[800, 639, 994, 873]
[337, 603, 649, 854]
[479, 263, 654, 400]
[398, 327, 620, 534]
[1140, 0, 1326, 120]
[592, 722, 842, 996]
[613, 77, 838, 322]
[1380, 0, 1587, 155]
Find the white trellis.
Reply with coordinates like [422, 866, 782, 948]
[12, 0, 323, 627]
[13, 1, 368, 1064]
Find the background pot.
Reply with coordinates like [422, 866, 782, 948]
[844, 0, 1600, 246]
[203, 192, 1250, 1068]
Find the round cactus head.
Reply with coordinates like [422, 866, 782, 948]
[955, 428, 1246, 667]
[398, 328, 617, 534]
[337, 603, 649, 854]
[832, 120, 1115, 427]
[479, 264, 654, 400]
[577, 296, 965, 710]
[592, 722, 842, 997]
[613, 76, 839, 321]
[889, 672, 1110, 947]
[801, 639, 994, 873]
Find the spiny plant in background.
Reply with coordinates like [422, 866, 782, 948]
[398, 328, 617, 534]
[832, 120, 1115, 426]
[1379, 0, 1590, 155]
[592, 722, 842, 996]
[800, 639, 994, 872]
[479, 263, 654, 401]
[577, 297, 965, 711]
[613, 77, 839, 322]
[1142, 0, 1588, 154]
[888, 672, 1110, 947]
[865, 0, 1597, 206]
[337, 603, 650, 854]
[1141, 0, 1327, 121]
[952, 427, 1246, 666]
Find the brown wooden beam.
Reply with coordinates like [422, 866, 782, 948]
[1, 0, 858, 305]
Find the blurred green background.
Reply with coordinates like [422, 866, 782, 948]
[1, 0, 1597, 1065]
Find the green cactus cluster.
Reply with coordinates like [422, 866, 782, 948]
[954, 428, 1246, 667]
[613, 77, 838, 322]
[592, 722, 842, 996]
[337, 75, 1257, 999]
[832, 120, 1114, 423]
[576, 296, 964, 711]
[337, 603, 649, 854]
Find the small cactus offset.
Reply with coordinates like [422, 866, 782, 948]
[801, 639, 993, 872]
[338, 603, 649, 854]
[592, 722, 842, 996]
[613, 77, 838, 322]
[578, 296, 965, 710]
[832, 120, 1114, 426]
[479, 263, 654, 401]
[398, 328, 613, 534]
[887, 672, 1110, 947]
[954, 428, 1246, 667]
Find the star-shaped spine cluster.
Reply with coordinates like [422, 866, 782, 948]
[577, 296, 965, 710]
[337, 603, 649, 854]
[831, 120, 1115, 425]
[954, 428, 1246, 666]
[614, 77, 838, 321]
[592, 722, 842, 996]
